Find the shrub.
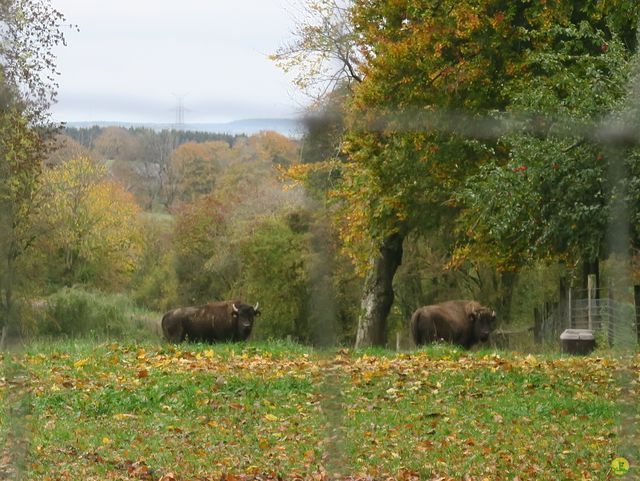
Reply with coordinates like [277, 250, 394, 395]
[133, 252, 179, 313]
[40, 287, 136, 338]
[233, 216, 310, 341]
[172, 194, 234, 305]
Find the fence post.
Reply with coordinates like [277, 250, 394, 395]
[634, 286, 640, 346]
[607, 281, 614, 347]
[587, 274, 596, 331]
[568, 287, 573, 328]
[558, 277, 567, 330]
[534, 307, 542, 344]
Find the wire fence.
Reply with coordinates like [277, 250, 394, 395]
[535, 286, 640, 349]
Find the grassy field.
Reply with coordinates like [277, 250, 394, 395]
[1, 340, 638, 481]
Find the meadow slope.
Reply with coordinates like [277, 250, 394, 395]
[1, 342, 638, 480]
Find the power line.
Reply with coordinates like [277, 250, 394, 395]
[171, 93, 188, 129]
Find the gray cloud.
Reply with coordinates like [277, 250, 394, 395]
[50, 0, 306, 122]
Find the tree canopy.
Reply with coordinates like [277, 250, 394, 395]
[281, 0, 640, 346]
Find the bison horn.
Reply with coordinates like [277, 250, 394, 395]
[254, 302, 259, 311]
[232, 303, 239, 313]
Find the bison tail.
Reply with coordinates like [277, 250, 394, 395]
[160, 313, 170, 340]
[410, 311, 421, 345]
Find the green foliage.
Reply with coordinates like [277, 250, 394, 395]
[39, 288, 138, 338]
[459, 140, 612, 268]
[235, 216, 310, 341]
[172, 194, 234, 305]
[0, 100, 47, 334]
[455, 2, 639, 271]
[0, 0, 69, 337]
[131, 214, 178, 312]
[133, 253, 179, 313]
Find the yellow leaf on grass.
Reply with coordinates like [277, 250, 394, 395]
[113, 413, 136, 420]
[74, 358, 89, 368]
[264, 413, 279, 422]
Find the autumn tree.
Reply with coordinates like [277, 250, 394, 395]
[272, 0, 363, 101]
[172, 194, 232, 304]
[329, 0, 531, 347]
[93, 127, 143, 161]
[281, 0, 640, 347]
[0, 0, 68, 343]
[45, 133, 92, 167]
[249, 131, 299, 168]
[32, 157, 144, 289]
[0, 101, 47, 344]
[170, 140, 231, 203]
[0, 0, 68, 122]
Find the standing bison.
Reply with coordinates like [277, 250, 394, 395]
[411, 300, 496, 349]
[161, 300, 260, 343]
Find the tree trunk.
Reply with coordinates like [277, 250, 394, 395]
[0, 325, 6, 350]
[0, 251, 14, 351]
[533, 307, 542, 344]
[634, 285, 640, 346]
[355, 232, 404, 348]
[498, 271, 516, 324]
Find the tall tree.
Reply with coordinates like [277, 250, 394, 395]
[33, 157, 143, 289]
[0, 102, 46, 345]
[140, 129, 180, 210]
[282, 0, 640, 347]
[272, 0, 363, 101]
[338, 0, 528, 347]
[455, 1, 639, 285]
[0, 0, 68, 344]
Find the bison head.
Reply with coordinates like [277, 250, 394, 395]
[471, 306, 496, 342]
[232, 302, 261, 339]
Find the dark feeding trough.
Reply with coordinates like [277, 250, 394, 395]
[560, 329, 596, 355]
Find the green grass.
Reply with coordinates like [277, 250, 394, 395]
[1, 340, 638, 480]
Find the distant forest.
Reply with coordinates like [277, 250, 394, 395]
[64, 126, 243, 149]
[4, 0, 640, 350]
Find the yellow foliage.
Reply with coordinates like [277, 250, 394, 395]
[35, 157, 144, 288]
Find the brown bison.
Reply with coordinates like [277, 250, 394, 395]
[161, 300, 260, 343]
[411, 300, 496, 349]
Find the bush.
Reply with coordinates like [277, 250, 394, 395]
[40, 287, 152, 338]
[133, 252, 179, 313]
[172, 194, 234, 305]
[233, 216, 310, 341]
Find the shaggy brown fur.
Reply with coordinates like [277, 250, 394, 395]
[161, 300, 260, 343]
[411, 300, 496, 349]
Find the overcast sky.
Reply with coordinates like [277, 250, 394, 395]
[49, 0, 307, 123]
